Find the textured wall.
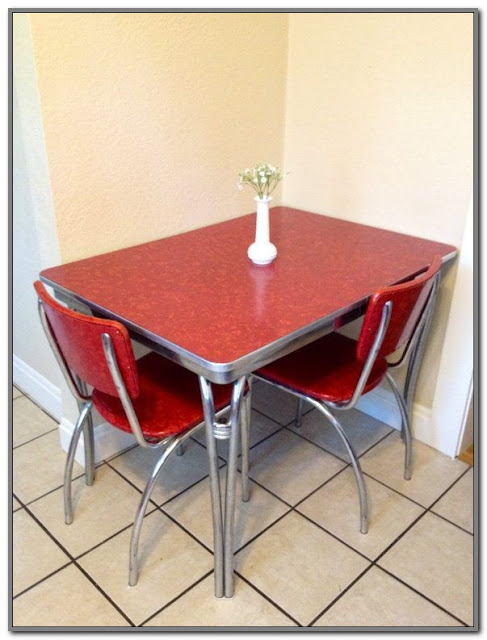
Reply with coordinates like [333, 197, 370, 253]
[13, 14, 63, 403]
[19, 11, 472, 421]
[29, 12, 288, 262]
[283, 12, 473, 409]
[283, 12, 473, 246]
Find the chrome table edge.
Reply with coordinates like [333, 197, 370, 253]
[40, 250, 456, 385]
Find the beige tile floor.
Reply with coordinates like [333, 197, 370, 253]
[11, 381, 475, 629]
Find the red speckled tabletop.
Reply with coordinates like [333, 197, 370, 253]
[40, 207, 456, 383]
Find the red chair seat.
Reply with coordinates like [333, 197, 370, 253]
[93, 352, 233, 440]
[258, 332, 387, 403]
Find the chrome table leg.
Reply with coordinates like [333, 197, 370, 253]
[199, 377, 224, 598]
[240, 387, 251, 503]
[224, 377, 247, 598]
[199, 375, 247, 598]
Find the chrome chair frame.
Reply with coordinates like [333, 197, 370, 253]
[252, 271, 441, 534]
[38, 299, 248, 589]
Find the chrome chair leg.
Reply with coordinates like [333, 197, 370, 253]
[83, 410, 96, 486]
[128, 428, 198, 587]
[295, 397, 304, 428]
[386, 372, 413, 480]
[75, 378, 96, 486]
[240, 389, 251, 503]
[313, 400, 369, 534]
[175, 444, 185, 456]
[64, 402, 93, 525]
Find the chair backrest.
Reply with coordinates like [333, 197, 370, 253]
[35, 281, 139, 399]
[356, 255, 442, 363]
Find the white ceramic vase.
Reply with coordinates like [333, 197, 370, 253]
[247, 196, 277, 265]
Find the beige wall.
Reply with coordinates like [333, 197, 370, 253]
[283, 12, 473, 408]
[29, 13, 288, 262]
[283, 12, 473, 245]
[18, 11, 472, 419]
[13, 14, 64, 416]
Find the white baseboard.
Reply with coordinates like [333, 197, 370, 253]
[59, 417, 136, 467]
[14, 354, 444, 464]
[356, 385, 437, 452]
[13, 354, 63, 421]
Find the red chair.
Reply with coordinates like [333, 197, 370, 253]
[252, 256, 442, 534]
[34, 281, 244, 586]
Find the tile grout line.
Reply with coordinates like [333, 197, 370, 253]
[285, 421, 395, 465]
[12, 392, 60, 423]
[137, 570, 214, 627]
[358, 472, 433, 510]
[157, 506, 214, 554]
[72, 509, 159, 562]
[236, 475, 297, 510]
[307, 563, 376, 627]
[158, 471, 217, 509]
[368, 502, 473, 624]
[247, 405, 290, 428]
[357, 466, 473, 522]
[292, 466, 474, 625]
[374, 565, 469, 627]
[428, 509, 474, 537]
[246, 414, 470, 531]
[251, 404, 313, 430]
[15, 468, 92, 509]
[372, 509, 431, 565]
[235, 508, 294, 555]
[102, 463, 216, 554]
[100, 442, 139, 464]
[246, 425, 286, 451]
[291, 508, 373, 564]
[105, 460, 169, 509]
[236, 461, 473, 625]
[13, 561, 73, 600]
[16, 451, 217, 594]
[428, 465, 472, 509]
[13, 427, 60, 450]
[356, 427, 397, 456]
[307, 539, 469, 628]
[188, 433, 231, 465]
[295, 499, 471, 622]
[13, 478, 472, 628]
[233, 571, 303, 627]
[13, 394, 473, 628]
[419, 465, 474, 537]
[11, 497, 136, 627]
[291, 464, 352, 510]
[151, 460, 227, 511]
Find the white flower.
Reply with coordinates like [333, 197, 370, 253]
[237, 162, 285, 198]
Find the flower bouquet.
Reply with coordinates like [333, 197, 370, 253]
[238, 163, 284, 265]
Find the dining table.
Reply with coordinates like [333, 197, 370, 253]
[40, 206, 457, 598]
